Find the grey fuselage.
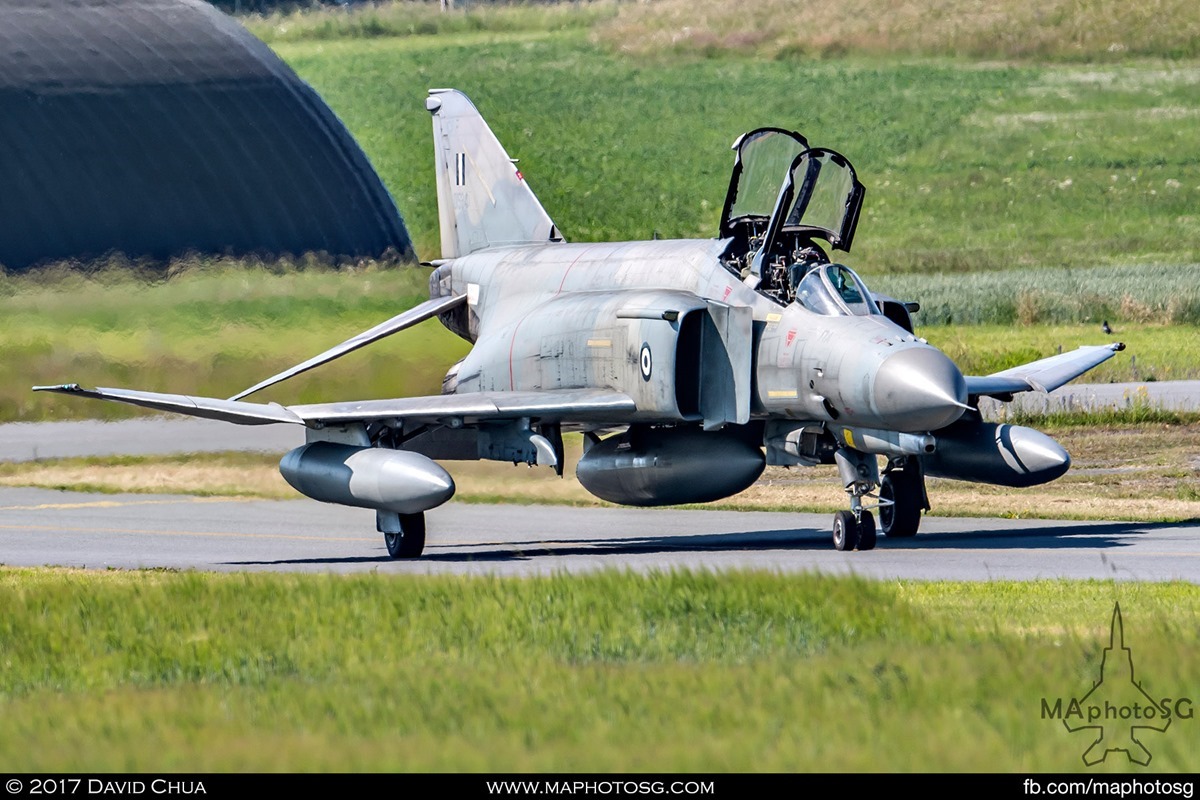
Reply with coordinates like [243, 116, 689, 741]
[430, 238, 967, 435]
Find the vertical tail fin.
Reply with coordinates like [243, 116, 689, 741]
[425, 89, 563, 259]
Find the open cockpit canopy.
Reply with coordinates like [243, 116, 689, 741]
[719, 128, 866, 307]
[719, 128, 809, 237]
[720, 128, 864, 252]
[777, 149, 863, 249]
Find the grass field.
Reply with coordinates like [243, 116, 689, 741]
[0, 262, 467, 421]
[264, 32, 1200, 273]
[3, 3, 1200, 777]
[0, 568, 1196, 771]
[4, 9, 1200, 421]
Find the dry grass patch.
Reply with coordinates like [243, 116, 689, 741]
[0, 459, 289, 498]
[596, 0, 1200, 60]
[3, 423, 1198, 521]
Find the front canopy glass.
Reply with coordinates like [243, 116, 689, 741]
[721, 128, 810, 232]
[794, 263, 879, 317]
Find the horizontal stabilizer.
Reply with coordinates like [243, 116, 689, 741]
[230, 293, 466, 401]
[33, 384, 304, 426]
[966, 343, 1125, 398]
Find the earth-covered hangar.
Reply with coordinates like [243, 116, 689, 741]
[0, 0, 414, 270]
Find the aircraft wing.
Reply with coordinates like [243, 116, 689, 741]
[288, 389, 635, 425]
[33, 384, 635, 427]
[965, 343, 1126, 398]
[32, 384, 305, 425]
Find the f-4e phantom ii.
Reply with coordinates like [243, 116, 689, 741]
[37, 88, 1126, 556]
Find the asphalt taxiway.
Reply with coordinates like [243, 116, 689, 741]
[2, 486, 1197, 581]
[3, 383, 1196, 580]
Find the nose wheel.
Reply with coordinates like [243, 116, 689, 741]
[832, 509, 876, 551]
[831, 447, 879, 551]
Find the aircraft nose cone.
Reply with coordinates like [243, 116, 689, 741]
[873, 347, 968, 432]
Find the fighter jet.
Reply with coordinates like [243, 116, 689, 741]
[36, 89, 1125, 556]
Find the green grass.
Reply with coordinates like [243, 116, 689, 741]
[3, 261, 1198, 423]
[1004, 404, 1200, 428]
[0, 261, 470, 421]
[0, 568, 1197, 771]
[7, 22, 1200, 421]
[874, 264, 1200, 326]
[917, 322, 1200, 381]
[258, 28, 1200, 272]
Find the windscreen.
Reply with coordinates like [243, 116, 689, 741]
[795, 264, 879, 317]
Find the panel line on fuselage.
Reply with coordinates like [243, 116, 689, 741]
[555, 243, 601, 296]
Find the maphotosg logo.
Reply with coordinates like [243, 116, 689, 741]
[1041, 603, 1193, 766]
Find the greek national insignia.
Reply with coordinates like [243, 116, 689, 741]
[639, 342, 652, 381]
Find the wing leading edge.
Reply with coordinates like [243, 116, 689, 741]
[33, 384, 636, 427]
[230, 293, 467, 401]
[965, 343, 1126, 399]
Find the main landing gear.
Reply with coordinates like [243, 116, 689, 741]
[830, 450, 927, 551]
[879, 460, 926, 538]
[379, 511, 426, 559]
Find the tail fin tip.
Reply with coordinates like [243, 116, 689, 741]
[426, 88, 563, 259]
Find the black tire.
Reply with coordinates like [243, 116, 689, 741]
[832, 510, 859, 552]
[857, 510, 877, 551]
[879, 470, 922, 538]
[384, 512, 426, 559]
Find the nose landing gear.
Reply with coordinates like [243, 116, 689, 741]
[831, 448, 878, 551]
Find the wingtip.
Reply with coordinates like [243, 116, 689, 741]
[1114, 342, 1126, 352]
[32, 383, 81, 393]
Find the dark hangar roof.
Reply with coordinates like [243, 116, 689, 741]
[0, 0, 415, 270]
